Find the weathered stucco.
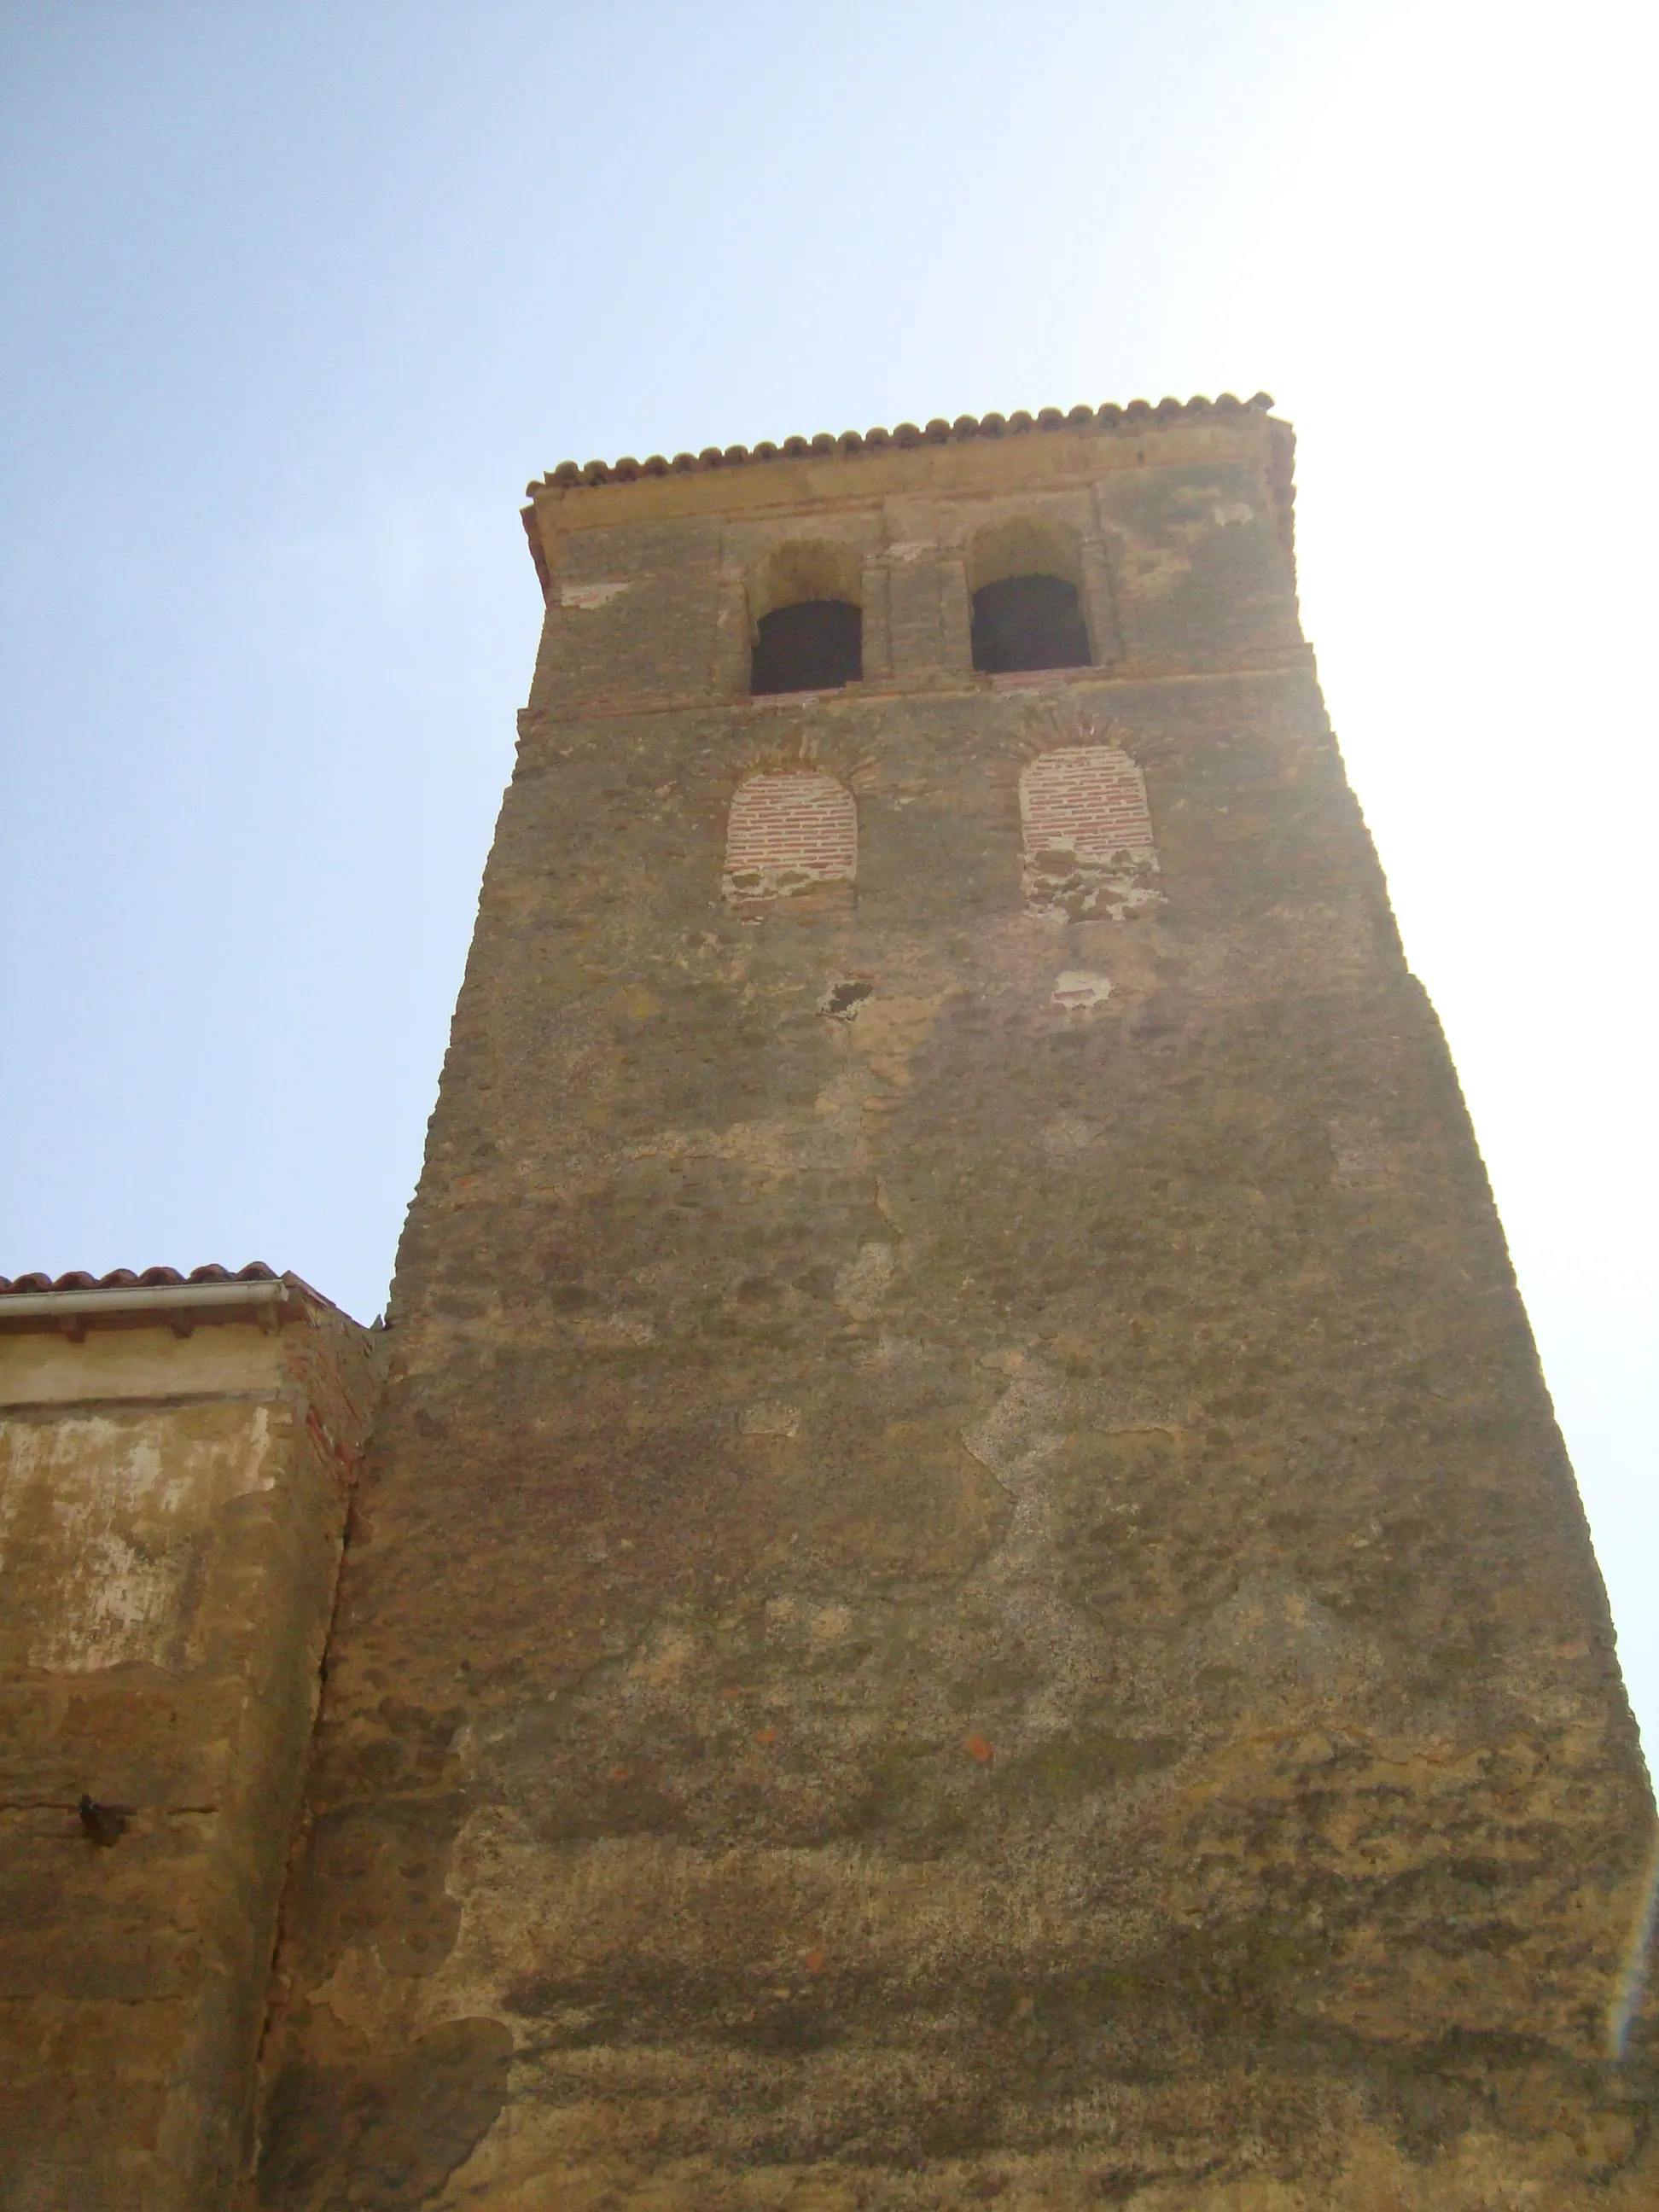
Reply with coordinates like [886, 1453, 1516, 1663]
[247, 406, 1656, 2207]
[0, 1294, 380, 2211]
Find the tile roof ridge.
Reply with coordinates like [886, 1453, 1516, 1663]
[1, 1260, 284, 1295]
[526, 393, 1277, 497]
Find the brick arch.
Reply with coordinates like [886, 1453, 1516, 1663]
[722, 771, 857, 915]
[983, 702, 1158, 789]
[967, 513, 1083, 598]
[1019, 744, 1162, 922]
[750, 538, 864, 624]
[728, 722, 878, 790]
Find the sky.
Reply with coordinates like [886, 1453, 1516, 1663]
[2, 1, 1654, 1753]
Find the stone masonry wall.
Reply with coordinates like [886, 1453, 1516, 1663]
[253, 412, 1656, 2209]
[0, 1295, 380, 2212]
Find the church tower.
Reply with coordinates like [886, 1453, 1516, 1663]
[254, 399, 1656, 2207]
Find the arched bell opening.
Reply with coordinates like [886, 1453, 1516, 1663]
[968, 516, 1092, 675]
[748, 541, 864, 696]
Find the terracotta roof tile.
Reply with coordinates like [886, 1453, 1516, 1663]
[527, 393, 1276, 497]
[0, 1261, 280, 1295]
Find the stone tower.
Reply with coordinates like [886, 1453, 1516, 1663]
[253, 398, 1656, 2208]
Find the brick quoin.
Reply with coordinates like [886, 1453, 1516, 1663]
[1021, 744, 1156, 858]
[724, 772, 857, 893]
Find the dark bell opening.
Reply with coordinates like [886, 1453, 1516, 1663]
[750, 600, 862, 696]
[970, 573, 1091, 675]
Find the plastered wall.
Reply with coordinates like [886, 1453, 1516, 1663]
[0, 1300, 380, 2212]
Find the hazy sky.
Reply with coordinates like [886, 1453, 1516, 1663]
[3, 1, 1654, 1754]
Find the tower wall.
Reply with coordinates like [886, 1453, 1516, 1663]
[255, 408, 1656, 2208]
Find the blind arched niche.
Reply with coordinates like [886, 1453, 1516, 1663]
[722, 771, 858, 916]
[1019, 744, 1161, 920]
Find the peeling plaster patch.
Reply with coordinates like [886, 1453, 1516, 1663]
[885, 540, 934, 563]
[307, 1943, 408, 2035]
[1191, 1572, 1375, 1691]
[558, 579, 630, 610]
[578, 1313, 656, 1348]
[833, 1243, 897, 1318]
[611, 983, 662, 1022]
[847, 992, 945, 1091]
[851, 1330, 925, 1371]
[0, 1403, 273, 1673]
[1329, 1115, 1391, 1189]
[818, 978, 873, 1022]
[1129, 546, 1194, 597]
[626, 1086, 869, 1187]
[1212, 502, 1254, 526]
[1040, 1111, 1102, 1155]
[1051, 970, 1113, 1013]
[961, 1367, 1068, 1491]
[627, 1625, 700, 1686]
[809, 1604, 853, 1651]
[40, 1525, 189, 1672]
[978, 1348, 1033, 1375]
[739, 1401, 800, 1440]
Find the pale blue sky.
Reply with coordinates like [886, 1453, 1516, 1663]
[3, 1, 1654, 1753]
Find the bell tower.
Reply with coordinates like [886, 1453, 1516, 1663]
[255, 399, 1656, 2208]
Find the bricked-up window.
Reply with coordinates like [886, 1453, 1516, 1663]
[723, 771, 858, 911]
[969, 515, 1092, 675]
[751, 600, 862, 695]
[1020, 745, 1162, 921]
